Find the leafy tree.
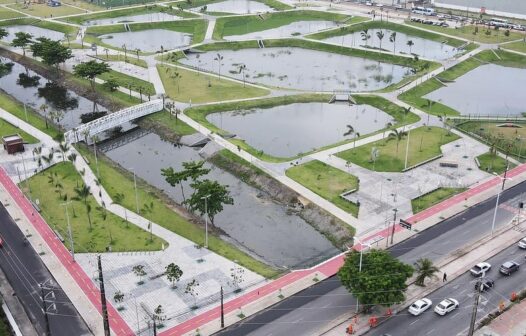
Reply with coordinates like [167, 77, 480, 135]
[338, 249, 413, 311]
[185, 179, 234, 225]
[165, 263, 183, 288]
[230, 266, 245, 292]
[114, 290, 125, 310]
[153, 305, 166, 326]
[389, 31, 397, 54]
[185, 279, 200, 309]
[11, 32, 33, 56]
[376, 30, 385, 49]
[0, 28, 7, 41]
[132, 264, 147, 284]
[30, 38, 73, 71]
[102, 77, 119, 92]
[80, 111, 107, 124]
[73, 60, 110, 90]
[161, 160, 210, 205]
[414, 258, 439, 286]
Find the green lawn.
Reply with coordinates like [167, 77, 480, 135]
[98, 69, 155, 96]
[91, 54, 148, 68]
[411, 187, 467, 214]
[477, 152, 513, 174]
[406, 21, 525, 44]
[158, 64, 269, 103]
[85, 19, 207, 53]
[400, 49, 526, 116]
[286, 160, 359, 217]
[309, 20, 465, 48]
[0, 91, 62, 140]
[63, 0, 104, 11]
[337, 126, 460, 172]
[141, 110, 196, 137]
[75, 145, 279, 278]
[502, 40, 526, 54]
[7, 3, 84, 18]
[177, 0, 292, 11]
[213, 10, 354, 40]
[0, 18, 79, 38]
[0, 118, 39, 144]
[25, 162, 166, 252]
[0, 7, 24, 20]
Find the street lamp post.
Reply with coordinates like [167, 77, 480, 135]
[491, 166, 511, 235]
[202, 195, 211, 248]
[354, 238, 371, 313]
[390, 208, 398, 245]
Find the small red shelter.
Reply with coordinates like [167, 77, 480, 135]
[2, 134, 25, 154]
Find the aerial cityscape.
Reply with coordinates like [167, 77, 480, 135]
[0, 0, 524, 335]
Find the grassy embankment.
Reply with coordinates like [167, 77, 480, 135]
[411, 187, 467, 213]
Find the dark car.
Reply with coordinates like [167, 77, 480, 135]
[476, 279, 494, 292]
[499, 261, 520, 275]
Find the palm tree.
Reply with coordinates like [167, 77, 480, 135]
[376, 30, 385, 49]
[360, 29, 370, 47]
[343, 124, 354, 137]
[113, 192, 128, 227]
[239, 64, 247, 87]
[214, 53, 224, 79]
[141, 201, 154, 242]
[407, 40, 414, 54]
[354, 132, 360, 149]
[382, 122, 393, 140]
[414, 258, 439, 286]
[170, 71, 181, 93]
[74, 184, 93, 230]
[389, 31, 397, 54]
[59, 142, 69, 162]
[389, 129, 407, 156]
[39, 104, 49, 129]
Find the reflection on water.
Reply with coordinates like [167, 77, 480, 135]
[323, 28, 459, 61]
[180, 47, 409, 91]
[100, 29, 191, 52]
[83, 12, 181, 26]
[103, 132, 339, 267]
[225, 21, 338, 40]
[192, 0, 274, 14]
[3, 25, 64, 43]
[425, 64, 526, 116]
[207, 102, 393, 157]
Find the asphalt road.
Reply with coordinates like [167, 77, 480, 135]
[0, 202, 91, 336]
[218, 181, 526, 336]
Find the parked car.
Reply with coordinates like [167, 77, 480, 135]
[499, 261, 520, 275]
[476, 278, 494, 292]
[434, 298, 459, 315]
[518, 237, 526, 249]
[409, 298, 432, 316]
[470, 262, 491, 277]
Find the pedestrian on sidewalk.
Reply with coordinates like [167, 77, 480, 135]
[443, 272, 447, 282]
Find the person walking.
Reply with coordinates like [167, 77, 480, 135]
[443, 272, 447, 282]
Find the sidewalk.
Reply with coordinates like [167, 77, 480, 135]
[476, 297, 526, 336]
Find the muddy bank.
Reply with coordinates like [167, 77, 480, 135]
[209, 150, 354, 248]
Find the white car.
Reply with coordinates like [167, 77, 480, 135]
[434, 298, 459, 315]
[518, 238, 526, 249]
[408, 298, 432, 316]
[470, 262, 491, 277]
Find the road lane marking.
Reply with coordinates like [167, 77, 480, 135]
[426, 329, 436, 335]
[450, 312, 460, 319]
[410, 318, 420, 325]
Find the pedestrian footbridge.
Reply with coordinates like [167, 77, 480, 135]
[64, 99, 164, 144]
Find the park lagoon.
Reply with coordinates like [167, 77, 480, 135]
[100, 29, 191, 52]
[425, 64, 526, 116]
[322, 28, 459, 61]
[180, 47, 410, 91]
[2, 25, 64, 43]
[206, 102, 393, 157]
[191, 0, 274, 14]
[82, 12, 181, 26]
[225, 20, 338, 40]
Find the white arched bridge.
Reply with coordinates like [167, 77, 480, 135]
[64, 99, 164, 144]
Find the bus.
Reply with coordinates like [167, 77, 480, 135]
[489, 18, 509, 28]
[412, 6, 435, 16]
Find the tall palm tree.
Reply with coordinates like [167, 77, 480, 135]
[407, 40, 414, 54]
[354, 132, 360, 149]
[414, 258, 439, 286]
[141, 201, 154, 242]
[39, 104, 49, 129]
[360, 29, 370, 47]
[343, 124, 354, 137]
[239, 64, 247, 87]
[389, 129, 407, 156]
[376, 30, 385, 49]
[214, 53, 224, 79]
[59, 142, 69, 162]
[74, 184, 93, 230]
[171, 71, 181, 93]
[112, 192, 128, 227]
[389, 31, 397, 54]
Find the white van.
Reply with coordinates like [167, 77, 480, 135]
[412, 6, 435, 16]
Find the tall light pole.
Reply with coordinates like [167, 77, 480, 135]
[202, 194, 211, 248]
[491, 166, 511, 236]
[130, 168, 140, 214]
[390, 208, 398, 245]
[354, 238, 371, 313]
[404, 127, 411, 170]
[61, 201, 75, 261]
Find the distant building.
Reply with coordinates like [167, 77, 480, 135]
[2, 134, 25, 154]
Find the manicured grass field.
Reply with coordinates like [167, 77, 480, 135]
[337, 126, 460, 172]
[477, 152, 513, 174]
[7, 3, 84, 18]
[25, 162, 166, 252]
[406, 21, 525, 44]
[176, 0, 292, 11]
[309, 20, 465, 48]
[158, 64, 269, 103]
[92, 54, 148, 68]
[76, 145, 279, 278]
[411, 187, 467, 214]
[63, 0, 104, 11]
[0, 118, 39, 144]
[0, 91, 62, 140]
[0, 7, 24, 20]
[98, 69, 156, 96]
[286, 160, 359, 217]
[142, 110, 196, 137]
[213, 10, 355, 40]
[502, 40, 526, 54]
[0, 18, 79, 37]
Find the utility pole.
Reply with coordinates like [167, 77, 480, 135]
[62, 201, 74, 261]
[220, 286, 225, 328]
[202, 195, 210, 248]
[468, 278, 482, 336]
[98, 256, 110, 336]
[40, 284, 51, 336]
[153, 319, 157, 336]
[390, 208, 398, 244]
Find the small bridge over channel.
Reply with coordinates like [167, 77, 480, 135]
[64, 100, 164, 144]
